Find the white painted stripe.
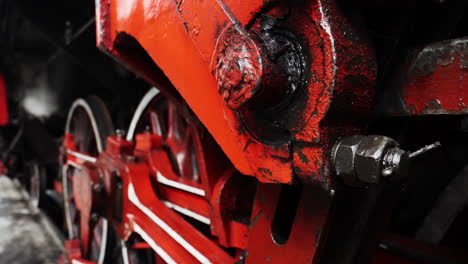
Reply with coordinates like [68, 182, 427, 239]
[67, 160, 82, 169]
[126, 87, 160, 141]
[156, 172, 205, 196]
[67, 149, 97, 163]
[133, 224, 177, 264]
[121, 240, 131, 264]
[72, 259, 89, 264]
[128, 184, 211, 264]
[65, 98, 104, 152]
[163, 201, 211, 225]
[98, 219, 108, 264]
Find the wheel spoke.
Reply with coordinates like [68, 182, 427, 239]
[149, 110, 164, 137]
[180, 133, 193, 179]
[139, 95, 204, 182]
[80, 212, 91, 256]
[167, 101, 189, 147]
[189, 143, 200, 182]
[167, 101, 183, 143]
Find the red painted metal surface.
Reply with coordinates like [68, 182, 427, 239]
[60, 86, 427, 264]
[56, 0, 449, 263]
[96, 0, 376, 185]
[96, 0, 254, 177]
[245, 184, 331, 263]
[402, 37, 468, 115]
[101, 145, 237, 264]
[60, 93, 336, 263]
[63, 131, 324, 263]
[61, 95, 251, 263]
[0, 74, 9, 126]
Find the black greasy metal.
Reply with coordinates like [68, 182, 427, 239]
[416, 162, 468, 244]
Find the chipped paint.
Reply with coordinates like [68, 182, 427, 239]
[402, 37, 468, 115]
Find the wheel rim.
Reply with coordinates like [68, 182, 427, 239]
[63, 97, 112, 264]
[29, 162, 41, 208]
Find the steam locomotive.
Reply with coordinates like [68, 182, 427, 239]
[0, 0, 467, 263]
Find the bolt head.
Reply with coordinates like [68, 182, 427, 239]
[92, 183, 103, 193]
[115, 129, 126, 138]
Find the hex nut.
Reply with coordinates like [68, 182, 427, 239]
[332, 135, 366, 186]
[354, 136, 398, 184]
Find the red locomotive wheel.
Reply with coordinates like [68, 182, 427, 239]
[63, 96, 114, 264]
[125, 87, 213, 262]
[127, 87, 202, 183]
